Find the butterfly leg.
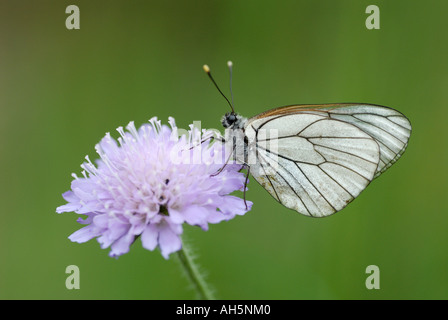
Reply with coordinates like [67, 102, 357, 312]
[211, 148, 233, 177]
[188, 135, 220, 150]
[243, 165, 250, 210]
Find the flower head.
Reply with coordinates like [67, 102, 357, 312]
[57, 117, 252, 259]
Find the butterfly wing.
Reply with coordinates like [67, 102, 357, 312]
[244, 103, 411, 217]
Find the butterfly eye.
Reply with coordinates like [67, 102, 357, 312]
[222, 112, 238, 128]
[228, 113, 236, 123]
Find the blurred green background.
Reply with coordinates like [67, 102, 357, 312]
[0, 0, 447, 299]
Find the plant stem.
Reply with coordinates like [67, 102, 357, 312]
[176, 242, 215, 300]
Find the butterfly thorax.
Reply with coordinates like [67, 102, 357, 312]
[221, 112, 251, 165]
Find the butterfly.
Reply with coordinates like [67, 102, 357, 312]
[203, 62, 412, 217]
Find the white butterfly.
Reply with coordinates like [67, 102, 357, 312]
[204, 62, 412, 217]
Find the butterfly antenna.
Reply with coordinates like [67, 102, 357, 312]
[203, 64, 235, 113]
[227, 61, 235, 109]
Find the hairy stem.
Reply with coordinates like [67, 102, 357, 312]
[176, 241, 215, 300]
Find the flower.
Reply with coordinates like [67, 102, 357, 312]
[56, 117, 252, 259]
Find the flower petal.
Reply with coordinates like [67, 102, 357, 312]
[159, 224, 182, 259]
[71, 179, 99, 201]
[56, 191, 81, 213]
[141, 224, 158, 251]
[181, 205, 210, 226]
[68, 225, 101, 243]
[56, 203, 80, 214]
[92, 214, 109, 228]
[167, 207, 184, 224]
[62, 191, 79, 202]
[219, 195, 252, 216]
[109, 233, 135, 257]
[97, 220, 129, 249]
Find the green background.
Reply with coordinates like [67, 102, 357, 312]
[0, 0, 446, 299]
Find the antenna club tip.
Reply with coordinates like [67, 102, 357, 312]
[203, 64, 210, 73]
[227, 61, 233, 67]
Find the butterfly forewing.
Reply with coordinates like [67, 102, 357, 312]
[244, 103, 411, 217]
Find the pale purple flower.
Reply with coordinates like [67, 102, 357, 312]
[57, 117, 252, 259]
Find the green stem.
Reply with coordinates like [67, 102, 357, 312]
[176, 241, 215, 300]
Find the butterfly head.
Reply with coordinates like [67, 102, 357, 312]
[221, 112, 246, 129]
